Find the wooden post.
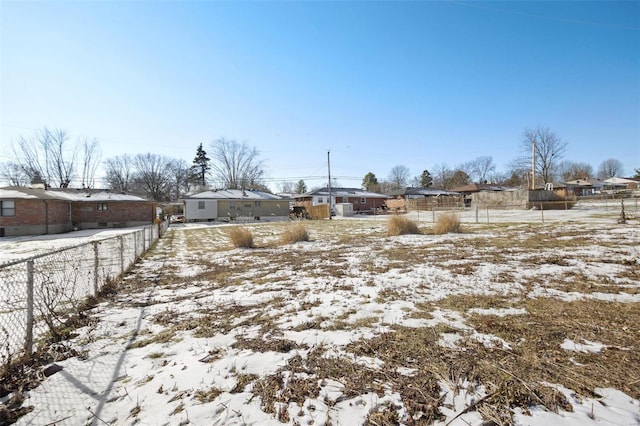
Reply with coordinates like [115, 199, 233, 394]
[541, 203, 544, 224]
[475, 206, 479, 223]
[25, 260, 34, 356]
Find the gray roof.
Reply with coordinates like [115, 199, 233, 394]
[0, 186, 152, 202]
[295, 187, 389, 199]
[183, 189, 283, 200]
[387, 187, 460, 197]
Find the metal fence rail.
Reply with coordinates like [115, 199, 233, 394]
[0, 221, 168, 360]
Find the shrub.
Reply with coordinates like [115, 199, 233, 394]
[386, 215, 421, 236]
[227, 226, 254, 248]
[434, 212, 461, 234]
[280, 223, 309, 245]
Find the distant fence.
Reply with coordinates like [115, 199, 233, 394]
[407, 198, 638, 224]
[0, 221, 168, 360]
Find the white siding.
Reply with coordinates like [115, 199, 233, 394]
[184, 199, 218, 221]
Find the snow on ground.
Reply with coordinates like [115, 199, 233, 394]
[0, 227, 146, 263]
[4, 204, 640, 425]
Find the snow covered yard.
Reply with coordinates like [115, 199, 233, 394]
[4, 211, 640, 425]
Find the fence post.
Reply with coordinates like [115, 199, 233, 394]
[432, 206, 435, 222]
[541, 203, 544, 224]
[93, 241, 99, 294]
[25, 260, 34, 356]
[486, 207, 489, 223]
[120, 236, 124, 275]
[475, 206, 479, 223]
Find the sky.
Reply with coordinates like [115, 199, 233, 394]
[1, 0, 639, 191]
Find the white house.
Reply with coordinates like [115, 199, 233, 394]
[182, 189, 289, 222]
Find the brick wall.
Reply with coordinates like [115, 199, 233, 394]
[71, 201, 155, 225]
[0, 199, 72, 236]
[0, 199, 70, 227]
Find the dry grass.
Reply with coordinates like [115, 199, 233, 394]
[386, 215, 421, 236]
[434, 212, 462, 234]
[227, 226, 254, 248]
[7, 218, 638, 425]
[279, 223, 309, 245]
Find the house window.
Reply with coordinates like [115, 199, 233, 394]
[230, 201, 236, 210]
[97, 203, 108, 211]
[198, 201, 205, 209]
[318, 197, 324, 204]
[1, 200, 15, 216]
[254, 201, 261, 207]
[361, 197, 366, 204]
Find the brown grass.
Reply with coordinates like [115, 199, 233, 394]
[227, 226, 254, 248]
[434, 212, 462, 234]
[279, 223, 309, 245]
[386, 216, 421, 236]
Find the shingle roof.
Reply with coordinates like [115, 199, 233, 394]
[295, 187, 389, 199]
[0, 186, 151, 202]
[183, 189, 283, 200]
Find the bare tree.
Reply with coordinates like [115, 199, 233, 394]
[521, 126, 567, 185]
[10, 127, 94, 188]
[597, 158, 624, 179]
[171, 159, 194, 200]
[132, 153, 177, 201]
[0, 162, 30, 186]
[278, 181, 296, 194]
[79, 137, 101, 188]
[104, 154, 134, 192]
[209, 138, 265, 189]
[558, 161, 593, 181]
[432, 163, 453, 189]
[47, 129, 76, 188]
[469, 156, 495, 184]
[488, 170, 509, 185]
[388, 165, 410, 189]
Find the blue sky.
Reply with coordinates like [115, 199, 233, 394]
[1, 1, 639, 190]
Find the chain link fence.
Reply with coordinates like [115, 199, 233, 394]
[408, 198, 638, 224]
[0, 221, 168, 361]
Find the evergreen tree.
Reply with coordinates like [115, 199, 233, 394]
[295, 179, 307, 194]
[419, 170, 433, 188]
[190, 143, 210, 186]
[362, 172, 378, 191]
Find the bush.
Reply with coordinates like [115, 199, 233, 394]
[280, 223, 309, 245]
[386, 215, 421, 236]
[227, 226, 254, 248]
[434, 212, 461, 234]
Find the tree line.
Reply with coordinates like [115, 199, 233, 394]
[362, 127, 633, 192]
[1, 125, 637, 201]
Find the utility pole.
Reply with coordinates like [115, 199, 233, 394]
[327, 150, 332, 220]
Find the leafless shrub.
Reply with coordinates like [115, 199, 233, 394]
[279, 223, 309, 245]
[227, 226, 254, 248]
[434, 212, 462, 234]
[386, 216, 420, 236]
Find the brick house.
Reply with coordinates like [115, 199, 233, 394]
[0, 186, 156, 237]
